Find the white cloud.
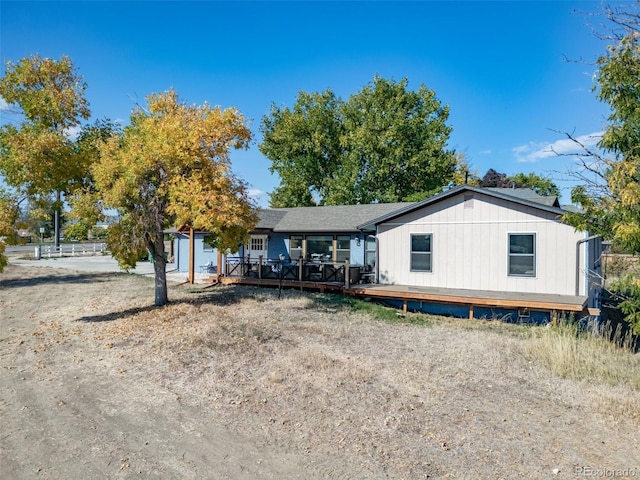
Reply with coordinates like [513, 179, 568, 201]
[248, 188, 269, 208]
[248, 188, 264, 200]
[478, 149, 492, 155]
[64, 125, 82, 141]
[513, 132, 603, 163]
[0, 97, 9, 111]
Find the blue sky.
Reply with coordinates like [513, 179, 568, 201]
[0, 1, 624, 205]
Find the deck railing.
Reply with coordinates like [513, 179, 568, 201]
[224, 255, 369, 285]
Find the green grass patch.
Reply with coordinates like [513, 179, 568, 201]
[312, 292, 433, 326]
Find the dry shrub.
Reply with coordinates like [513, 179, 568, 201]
[524, 320, 640, 420]
[524, 321, 640, 389]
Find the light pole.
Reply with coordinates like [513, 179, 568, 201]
[278, 253, 285, 299]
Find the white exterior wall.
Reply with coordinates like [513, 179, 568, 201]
[377, 192, 588, 296]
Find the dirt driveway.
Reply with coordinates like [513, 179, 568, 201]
[1, 261, 639, 479]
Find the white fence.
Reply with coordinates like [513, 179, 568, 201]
[37, 243, 108, 259]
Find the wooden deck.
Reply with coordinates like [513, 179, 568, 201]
[214, 271, 592, 321]
[346, 284, 589, 319]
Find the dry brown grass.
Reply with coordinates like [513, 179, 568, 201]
[523, 319, 640, 422]
[4, 263, 638, 478]
[91, 284, 640, 478]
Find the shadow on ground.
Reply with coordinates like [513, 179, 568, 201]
[76, 286, 246, 323]
[0, 270, 122, 289]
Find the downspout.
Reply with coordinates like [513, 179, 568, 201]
[373, 230, 379, 283]
[575, 235, 601, 296]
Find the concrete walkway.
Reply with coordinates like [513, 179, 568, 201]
[8, 254, 210, 284]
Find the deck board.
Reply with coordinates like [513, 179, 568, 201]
[217, 275, 589, 313]
[347, 284, 588, 312]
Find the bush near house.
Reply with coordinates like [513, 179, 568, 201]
[598, 253, 640, 337]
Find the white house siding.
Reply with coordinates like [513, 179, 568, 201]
[377, 192, 588, 296]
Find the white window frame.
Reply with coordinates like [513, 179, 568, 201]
[508, 232, 536, 277]
[289, 235, 303, 261]
[410, 233, 433, 272]
[250, 237, 265, 252]
[335, 235, 351, 263]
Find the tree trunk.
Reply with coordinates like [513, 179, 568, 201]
[149, 236, 168, 307]
[153, 256, 168, 307]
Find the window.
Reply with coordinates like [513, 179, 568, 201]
[250, 237, 264, 252]
[306, 235, 333, 262]
[290, 235, 303, 260]
[365, 236, 376, 267]
[410, 234, 432, 272]
[508, 233, 536, 277]
[336, 235, 350, 263]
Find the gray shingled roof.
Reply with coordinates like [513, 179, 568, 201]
[357, 185, 567, 230]
[254, 187, 566, 233]
[486, 187, 560, 207]
[258, 203, 412, 233]
[255, 208, 290, 229]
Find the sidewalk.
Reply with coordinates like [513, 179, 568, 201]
[8, 254, 210, 284]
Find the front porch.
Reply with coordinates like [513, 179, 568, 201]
[220, 255, 368, 287]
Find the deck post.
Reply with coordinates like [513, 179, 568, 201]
[188, 227, 195, 284]
[344, 260, 350, 288]
[298, 257, 303, 282]
[258, 255, 263, 279]
[217, 250, 222, 282]
[403, 299, 407, 313]
[469, 304, 474, 320]
[551, 310, 558, 327]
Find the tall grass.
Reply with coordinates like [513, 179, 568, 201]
[524, 320, 640, 390]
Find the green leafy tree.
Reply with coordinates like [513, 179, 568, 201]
[507, 172, 560, 197]
[260, 76, 457, 206]
[0, 55, 91, 247]
[560, 4, 640, 332]
[339, 77, 456, 204]
[260, 89, 344, 207]
[65, 119, 121, 240]
[563, 4, 640, 251]
[89, 90, 257, 306]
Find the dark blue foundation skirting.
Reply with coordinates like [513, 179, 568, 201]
[380, 299, 551, 324]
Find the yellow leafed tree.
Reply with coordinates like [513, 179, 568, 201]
[92, 90, 257, 306]
[0, 194, 19, 272]
[0, 55, 91, 247]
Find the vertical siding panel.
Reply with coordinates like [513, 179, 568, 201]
[376, 192, 586, 295]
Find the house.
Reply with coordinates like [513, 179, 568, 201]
[173, 185, 601, 322]
[172, 202, 410, 275]
[355, 185, 601, 322]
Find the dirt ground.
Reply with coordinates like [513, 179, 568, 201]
[1, 261, 639, 479]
